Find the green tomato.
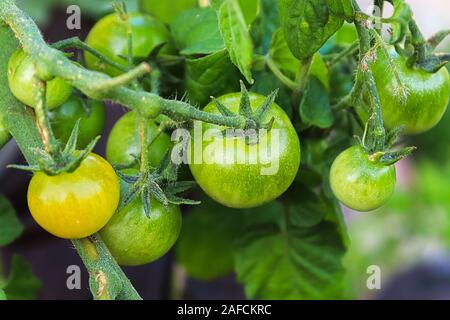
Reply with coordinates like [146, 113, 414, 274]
[140, 0, 198, 24]
[188, 93, 301, 209]
[100, 193, 182, 266]
[371, 47, 450, 135]
[329, 145, 396, 212]
[85, 13, 173, 77]
[7, 49, 72, 109]
[49, 96, 106, 148]
[106, 110, 172, 167]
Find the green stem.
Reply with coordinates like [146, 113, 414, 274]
[326, 41, 359, 68]
[52, 37, 129, 73]
[265, 55, 297, 90]
[93, 63, 151, 91]
[0, 0, 245, 128]
[32, 77, 59, 156]
[353, 1, 386, 151]
[373, 0, 384, 34]
[73, 235, 142, 300]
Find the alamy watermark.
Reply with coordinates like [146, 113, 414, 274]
[170, 121, 281, 176]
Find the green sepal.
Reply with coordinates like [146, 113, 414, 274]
[370, 146, 417, 166]
[238, 81, 252, 118]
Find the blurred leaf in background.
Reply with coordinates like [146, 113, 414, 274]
[1, 255, 42, 300]
[176, 195, 243, 280]
[0, 195, 23, 247]
[234, 201, 347, 299]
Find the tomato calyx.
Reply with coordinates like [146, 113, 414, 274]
[115, 151, 199, 218]
[211, 81, 278, 144]
[355, 116, 416, 167]
[8, 119, 100, 175]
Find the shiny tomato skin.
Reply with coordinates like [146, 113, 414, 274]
[329, 146, 396, 212]
[49, 96, 106, 148]
[371, 48, 450, 135]
[188, 93, 301, 209]
[106, 110, 172, 167]
[100, 195, 182, 266]
[27, 153, 120, 239]
[8, 49, 72, 109]
[85, 13, 172, 76]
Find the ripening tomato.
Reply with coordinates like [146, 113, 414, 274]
[85, 13, 173, 76]
[27, 153, 120, 239]
[188, 92, 301, 209]
[8, 49, 72, 109]
[329, 145, 396, 212]
[371, 47, 450, 135]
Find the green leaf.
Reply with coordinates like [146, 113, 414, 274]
[3, 256, 42, 300]
[388, 0, 412, 44]
[300, 77, 334, 128]
[185, 49, 240, 106]
[0, 195, 23, 247]
[217, 0, 254, 83]
[0, 289, 6, 300]
[176, 197, 243, 280]
[234, 202, 346, 299]
[279, 0, 352, 60]
[252, 0, 281, 54]
[283, 184, 326, 228]
[269, 28, 329, 88]
[171, 8, 225, 56]
[211, 0, 260, 25]
[251, 70, 293, 118]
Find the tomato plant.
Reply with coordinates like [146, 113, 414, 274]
[49, 96, 106, 148]
[0, 0, 449, 302]
[188, 92, 301, 209]
[85, 12, 173, 76]
[27, 153, 120, 239]
[8, 49, 72, 109]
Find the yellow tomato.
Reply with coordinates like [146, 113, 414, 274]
[27, 153, 120, 239]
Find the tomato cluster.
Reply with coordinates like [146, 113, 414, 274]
[6, 4, 450, 270]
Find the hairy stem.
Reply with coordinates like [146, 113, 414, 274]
[353, 0, 386, 151]
[0, 0, 245, 128]
[52, 37, 129, 73]
[32, 77, 59, 156]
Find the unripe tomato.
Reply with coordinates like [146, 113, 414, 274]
[100, 194, 181, 266]
[371, 48, 450, 135]
[140, 0, 198, 24]
[106, 110, 172, 167]
[27, 153, 120, 239]
[188, 93, 301, 209]
[49, 96, 106, 148]
[8, 49, 72, 109]
[85, 13, 173, 77]
[329, 146, 396, 212]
